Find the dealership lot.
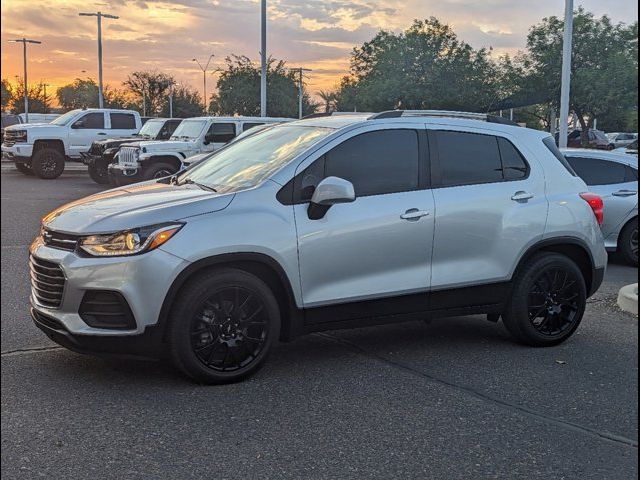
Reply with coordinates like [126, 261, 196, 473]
[1, 167, 637, 479]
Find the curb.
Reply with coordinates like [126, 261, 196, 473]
[617, 283, 638, 316]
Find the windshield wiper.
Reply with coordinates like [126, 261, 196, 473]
[179, 178, 217, 192]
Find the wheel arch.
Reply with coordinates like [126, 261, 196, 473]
[33, 139, 66, 156]
[141, 154, 184, 172]
[157, 253, 301, 343]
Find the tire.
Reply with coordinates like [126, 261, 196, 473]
[31, 147, 65, 179]
[502, 253, 586, 347]
[14, 162, 34, 176]
[88, 160, 111, 185]
[141, 162, 177, 181]
[168, 268, 281, 384]
[618, 218, 638, 267]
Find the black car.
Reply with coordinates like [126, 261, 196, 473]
[81, 118, 181, 184]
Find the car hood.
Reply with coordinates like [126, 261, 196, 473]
[42, 181, 234, 234]
[6, 123, 65, 133]
[136, 140, 196, 152]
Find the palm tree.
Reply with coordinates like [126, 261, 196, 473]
[317, 90, 337, 113]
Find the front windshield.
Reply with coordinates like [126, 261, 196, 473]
[171, 120, 207, 139]
[179, 125, 333, 192]
[138, 119, 164, 138]
[50, 109, 81, 126]
[627, 140, 638, 150]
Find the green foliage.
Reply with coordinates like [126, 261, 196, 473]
[209, 55, 317, 118]
[159, 85, 204, 118]
[10, 82, 51, 114]
[123, 71, 175, 116]
[1, 79, 12, 111]
[56, 78, 100, 110]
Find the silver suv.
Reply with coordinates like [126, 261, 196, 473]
[30, 111, 607, 384]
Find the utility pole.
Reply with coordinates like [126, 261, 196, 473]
[79, 11, 119, 108]
[558, 0, 574, 148]
[42, 83, 51, 113]
[260, 0, 267, 117]
[289, 67, 312, 119]
[8, 38, 42, 123]
[192, 55, 214, 114]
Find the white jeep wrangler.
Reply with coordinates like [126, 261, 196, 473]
[108, 116, 291, 184]
[1, 108, 142, 179]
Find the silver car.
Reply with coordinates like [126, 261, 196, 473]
[563, 149, 638, 266]
[30, 111, 607, 383]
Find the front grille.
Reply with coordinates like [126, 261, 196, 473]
[30, 256, 66, 309]
[118, 147, 139, 168]
[3, 131, 25, 146]
[42, 228, 80, 252]
[79, 291, 136, 329]
[89, 142, 105, 155]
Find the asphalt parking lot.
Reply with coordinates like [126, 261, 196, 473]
[1, 166, 638, 479]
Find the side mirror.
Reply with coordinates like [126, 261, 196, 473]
[307, 176, 355, 220]
[203, 133, 215, 145]
[72, 119, 85, 129]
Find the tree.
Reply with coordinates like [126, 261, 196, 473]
[1, 79, 13, 112]
[317, 90, 337, 113]
[524, 8, 638, 136]
[123, 71, 174, 116]
[334, 18, 500, 113]
[209, 55, 318, 118]
[10, 81, 49, 114]
[159, 85, 203, 118]
[56, 78, 100, 110]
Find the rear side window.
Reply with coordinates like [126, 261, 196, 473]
[324, 129, 420, 197]
[566, 157, 628, 185]
[435, 131, 503, 186]
[542, 136, 577, 176]
[243, 122, 264, 132]
[625, 165, 638, 181]
[497, 137, 529, 180]
[109, 113, 136, 129]
[75, 113, 104, 129]
[209, 123, 236, 143]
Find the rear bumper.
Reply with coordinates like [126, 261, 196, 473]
[589, 266, 606, 297]
[32, 307, 164, 358]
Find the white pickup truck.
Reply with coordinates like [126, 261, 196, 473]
[108, 116, 292, 184]
[1, 108, 142, 179]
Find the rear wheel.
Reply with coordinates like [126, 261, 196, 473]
[31, 147, 65, 179]
[141, 162, 177, 181]
[14, 162, 34, 176]
[618, 218, 638, 267]
[168, 268, 281, 384]
[502, 253, 586, 347]
[88, 160, 111, 185]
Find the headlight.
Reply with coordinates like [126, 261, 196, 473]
[9, 130, 28, 142]
[79, 223, 183, 257]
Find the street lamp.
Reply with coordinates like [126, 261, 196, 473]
[558, 0, 574, 147]
[192, 55, 214, 114]
[79, 11, 119, 108]
[42, 83, 51, 113]
[260, 0, 267, 117]
[288, 67, 312, 119]
[8, 38, 42, 123]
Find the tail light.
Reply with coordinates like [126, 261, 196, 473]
[580, 193, 604, 226]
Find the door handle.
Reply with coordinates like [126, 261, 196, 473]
[612, 189, 637, 197]
[400, 208, 430, 221]
[511, 191, 534, 202]
[97, 132, 107, 135]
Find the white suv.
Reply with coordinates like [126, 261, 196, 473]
[30, 111, 607, 384]
[2, 109, 141, 179]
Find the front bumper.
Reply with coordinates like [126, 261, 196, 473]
[2, 143, 33, 161]
[29, 239, 189, 337]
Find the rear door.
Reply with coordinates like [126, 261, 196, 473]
[68, 112, 108, 156]
[108, 112, 138, 138]
[429, 127, 548, 291]
[204, 122, 237, 152]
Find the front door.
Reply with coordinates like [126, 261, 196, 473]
[293, 125, 434, 315]
[68, 112, 108, 157]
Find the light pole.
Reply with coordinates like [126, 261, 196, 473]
[8, 38, 42, 123]
[79, 11, 119, 108]
[42, 83, 51, 113]
[558, 0, 574, 148]
[289, 67, 312, 119]
[260, 0, 267, 117]
[192, 55, 214, 114]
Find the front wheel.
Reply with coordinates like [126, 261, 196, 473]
[618, 218, 638, 267]
[88, 160, 111, 185]
[168, 269, 281, 384]
[502, 253, 586, 347]
[141, 162, 177, 181]
[31, 148, 65, 179]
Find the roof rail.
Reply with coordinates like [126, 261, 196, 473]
[368, 110, 520, 127]
[302, 111, 372, 120]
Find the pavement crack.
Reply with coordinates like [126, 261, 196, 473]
[1, 346, 64, 357]
[315, 332, 638, 450]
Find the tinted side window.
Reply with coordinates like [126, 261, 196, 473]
[324, 129, 419, 197]
[207, 123, 236, 143]
[435, 131, 502, 186]
[76, 113, 104, 129]
[243, 122, 265, 132]
[625, 165, 638, 182]
[542, 136, 577, 176]
[497, 137, 529, 180]
[566, 157, 627, 185]
[109, 113, 136, 129]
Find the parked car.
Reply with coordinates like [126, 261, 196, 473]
[108, 116, 293, 185]
[614, 139, 638, 156]
[18, 113, 61, 124]
[2, 108, 142, 179]
[562, 129, 613, 150]
[606, 132, 638, 149]
[81, 118, 182, 185]
[1, 113, 22, 144]
[30, 110, 607, 384]
[563, 149, 638, 265]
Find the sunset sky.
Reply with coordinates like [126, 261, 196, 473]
[1, 0, 638, 103]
